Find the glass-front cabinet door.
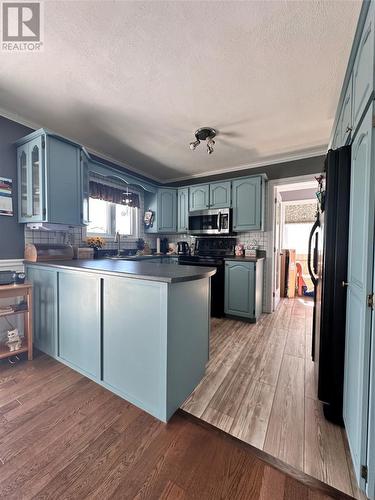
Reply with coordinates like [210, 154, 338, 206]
[17, 136, 45, 222]
[29, 136, 44, 221]
[18, 145, 29, 219]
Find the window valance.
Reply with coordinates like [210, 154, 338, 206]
[89, 181, 140, 208]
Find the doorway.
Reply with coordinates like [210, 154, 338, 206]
[272, 180, 318, 311]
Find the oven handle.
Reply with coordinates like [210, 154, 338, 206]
[218, 212, 221, 232]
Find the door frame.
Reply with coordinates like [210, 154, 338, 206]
[266, 173, 321, 313]
[273, 192, 283, 310]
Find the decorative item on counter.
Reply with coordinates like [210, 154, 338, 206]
[144, 210, 154, 229]
[160, 238, 169, 254]
[85, 236, 106, 250]
[235, 244, 244, 256]
[156, 237, 161, 255]
[168, 243, 177, 255]
[143, 242, 152, 255]
[6, 328, 22, 352]
[136, 238, 145, 251]
[245, 239, 258, 258]
[73, 247, 94, 260]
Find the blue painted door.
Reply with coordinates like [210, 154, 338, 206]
[209, 181, 231, 208]
[177, 187, 189, 232]
[27, 266, 58, 357]
[189, 184, 209, 211]
[58, 272, 101, 379]
[157, 188, 177, 233]
[344, 104, 375, 489]
[224, 261, 255, 318]
[352, 2, 374, 130]
[232, 176, 262, 231]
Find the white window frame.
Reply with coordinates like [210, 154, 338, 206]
[87, 178, 140, 240]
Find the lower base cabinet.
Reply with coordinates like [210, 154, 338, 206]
[26, 264, 210, 422]
[27, 266, 58, 357]
[58, 272, 101, 379]
[224, 259, 264, 321]
[102, 277, 166, 417]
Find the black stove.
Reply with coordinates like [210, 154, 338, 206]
[178, 238, 236, 317]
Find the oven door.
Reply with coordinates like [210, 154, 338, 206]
[188, 209, 230, 235]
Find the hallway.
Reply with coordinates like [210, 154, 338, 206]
[182, 298, 360, 498]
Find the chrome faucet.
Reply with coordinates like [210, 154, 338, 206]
[114, 231, 121, 257]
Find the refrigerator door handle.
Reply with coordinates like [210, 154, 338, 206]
[308, 219, 319, 286]
[313, 233, 319, 275]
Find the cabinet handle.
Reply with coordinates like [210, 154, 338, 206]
[342, 281, 349, 287]
[345, 126, 352, 134]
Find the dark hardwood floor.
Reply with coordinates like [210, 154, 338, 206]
[0, 352, 352, 499]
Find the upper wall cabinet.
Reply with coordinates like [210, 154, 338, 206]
[189, 184, 210, 211]
[157, 189, 177, 233]
[232, 176, 264, 232]
[352, 2, 374, 131]
[189, 181, 231, 211]
[209, 181, 231, 209]
[16, 130, 84, 225]
[177, 187, 189, 233]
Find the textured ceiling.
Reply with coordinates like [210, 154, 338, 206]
[0, 0, 361, 182]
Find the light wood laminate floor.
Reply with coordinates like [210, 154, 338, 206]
[0, 351, 351, 499]
[182, 298, 362, 499]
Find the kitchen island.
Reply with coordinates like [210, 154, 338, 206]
[26, 260, 216, 422]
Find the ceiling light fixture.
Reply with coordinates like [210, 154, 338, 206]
[189, 127, 217, 154]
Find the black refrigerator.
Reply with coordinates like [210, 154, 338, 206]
[308, 145, 351, 424]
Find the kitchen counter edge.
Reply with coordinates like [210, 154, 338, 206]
[24, 259, 216, 283]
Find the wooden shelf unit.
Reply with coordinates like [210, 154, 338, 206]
[0, 283, 33, 361]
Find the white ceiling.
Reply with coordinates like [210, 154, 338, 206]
[0, 0, 361, 182]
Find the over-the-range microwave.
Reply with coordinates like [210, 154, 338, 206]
[188, 208, 231, 235]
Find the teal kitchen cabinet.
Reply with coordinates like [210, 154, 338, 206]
[177, 187, 189, 232]
[343, 104, 375, 489]
[58, 271, 101, 379]
[209, 181, 231, 209]
[17, 136, 44, 223]
[144, 188, 177, 234]
[224, 259, 264, 321]
[352, 1, 374, 131]
[339, 75, 353, 146]
[157, 188, 177, 233]
[102, 274, 210, 421]
[16, 129, 83, 225]
[232, 176, 264, 231]
[189, 184, 210, 211]
[26, 265, 58, 357]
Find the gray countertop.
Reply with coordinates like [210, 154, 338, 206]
[25, 259, 216, 283]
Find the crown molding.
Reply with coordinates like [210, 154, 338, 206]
[161, 147, 327, 183]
